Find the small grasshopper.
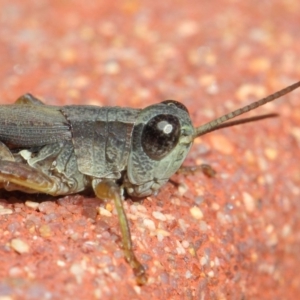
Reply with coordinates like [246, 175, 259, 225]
[0, 81, 299, 284]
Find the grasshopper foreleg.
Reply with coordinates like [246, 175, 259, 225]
[177, 164, 216, 177]
[93, 180, 147, 285]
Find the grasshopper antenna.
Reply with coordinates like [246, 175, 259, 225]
[203, 113, 279, 134]
[194, 81, 300, 138]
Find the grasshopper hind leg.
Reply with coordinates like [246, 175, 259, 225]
[0, 160, 59, 195]
[93, 180, 147, 285]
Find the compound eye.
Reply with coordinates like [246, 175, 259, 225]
[141, 114, 180, 160]
[161, 100, 189, 113]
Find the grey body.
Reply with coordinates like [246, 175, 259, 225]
[0, 100, 194, 197]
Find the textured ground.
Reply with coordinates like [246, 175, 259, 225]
[0, 0, 300, 299]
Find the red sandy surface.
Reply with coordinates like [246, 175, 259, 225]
[0, 1, 300, 299]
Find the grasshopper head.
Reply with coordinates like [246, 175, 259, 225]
[125, 100, 195, 197]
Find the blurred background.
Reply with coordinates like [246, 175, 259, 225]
[0, 0, 299, 108]
[0, 0, 299, 299]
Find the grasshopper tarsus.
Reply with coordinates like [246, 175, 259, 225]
[132, 263, 147, 285]
[198, 164, 217, 178]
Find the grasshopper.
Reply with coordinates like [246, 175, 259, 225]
[0, 81, 299, 284]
